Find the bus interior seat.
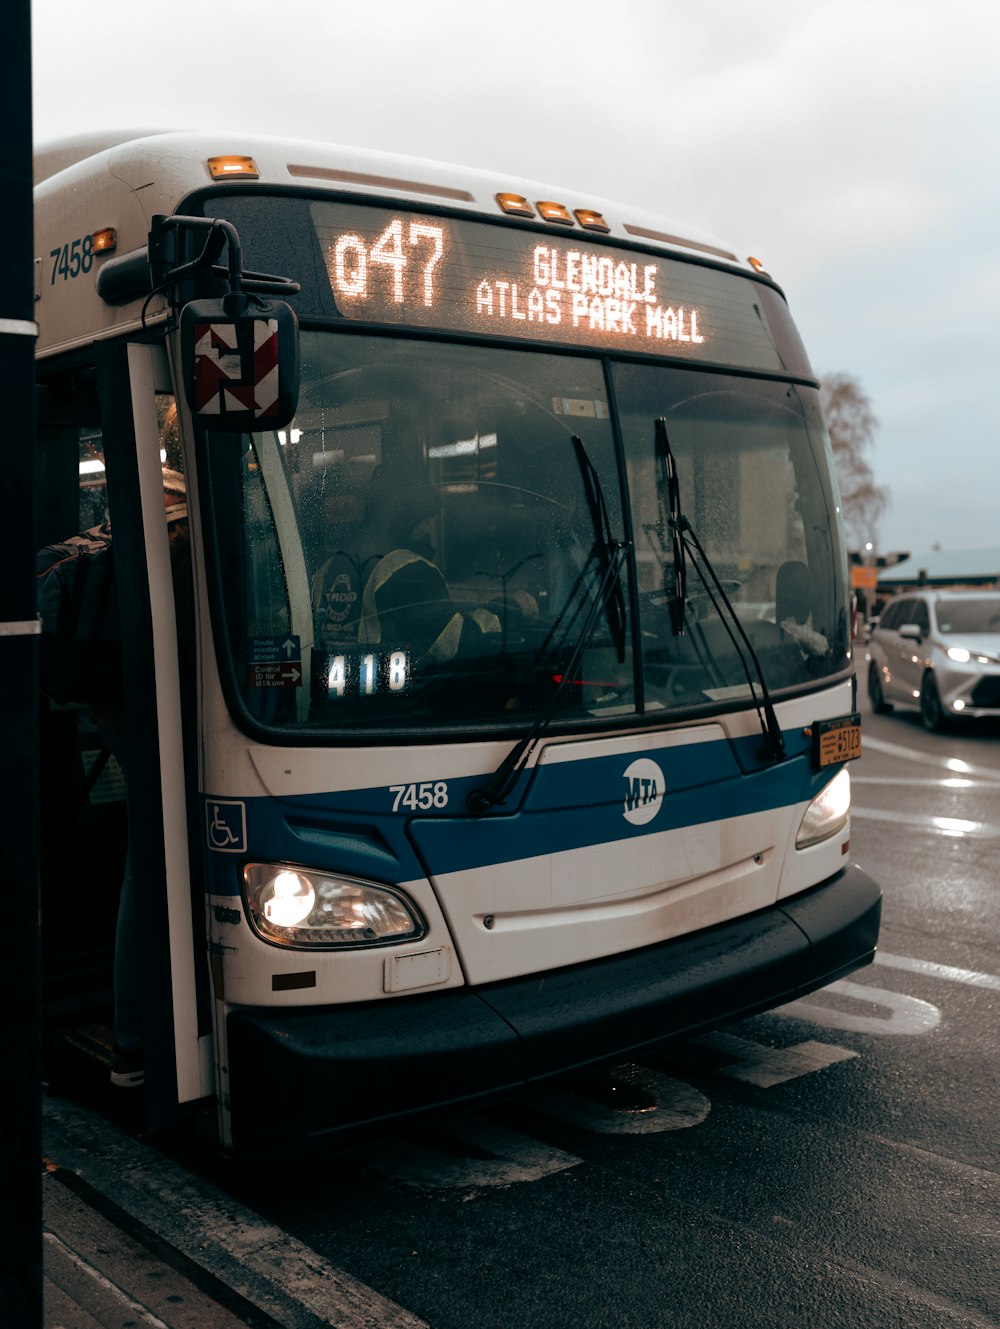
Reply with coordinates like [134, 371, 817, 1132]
[775, 559, 814, 628]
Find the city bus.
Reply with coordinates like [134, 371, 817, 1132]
[33, 130, 880, 1156]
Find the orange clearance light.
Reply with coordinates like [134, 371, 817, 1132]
[207, 155, 260, 181]
[747, 256, 767, 273]
[91, 227, 117, 254]
[536, 200, 574, 225]
[496, 192, 535, 218]
[574, 209, 610, 233]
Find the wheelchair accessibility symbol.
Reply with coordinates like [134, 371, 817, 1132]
[206, 800, 247, 853]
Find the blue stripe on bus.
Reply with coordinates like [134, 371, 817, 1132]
[408, 732, 817, 876]
[205, 726, 839, 895]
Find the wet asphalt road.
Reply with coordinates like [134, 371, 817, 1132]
[192, 674, 999, 1329]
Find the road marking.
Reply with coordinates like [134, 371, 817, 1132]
[852, 807, 1000, 838]
[861, 735, 1000, 783]
[694, 1033, 858, 1086]
[876, 950, 1000, 992]
[853, 775, 982, 788]
[531, 1064, 710, 1133]
[43, 1097, 429, 1329]
[370, 1118, 581, 1188]
[777, 980, 941, 1035]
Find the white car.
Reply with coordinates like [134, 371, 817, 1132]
[867, 590, 1000, 730]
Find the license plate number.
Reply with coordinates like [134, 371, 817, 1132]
[813, 713, 862, 767]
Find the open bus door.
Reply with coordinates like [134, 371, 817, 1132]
[38, 339, 210, 1133]
[38, 212, 301, 1143]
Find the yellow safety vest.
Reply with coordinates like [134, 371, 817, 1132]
[358, 550, 499, 662]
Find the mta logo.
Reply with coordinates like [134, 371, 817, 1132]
[622, 758, 665, 826]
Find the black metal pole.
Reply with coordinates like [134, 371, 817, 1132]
[0, 1, 41, 1325]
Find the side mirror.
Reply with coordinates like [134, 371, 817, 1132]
[898, 622, 923, 642]
[180, 294, 299, 432]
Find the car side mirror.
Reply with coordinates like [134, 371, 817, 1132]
[898, 623, 923, 642]
[180, 294, 299, 432]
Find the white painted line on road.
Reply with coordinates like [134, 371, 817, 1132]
[862, 735, 1000, 783]
[852, 807, 1000, 838]
[532, 1065, 711, 1133]
[43, 1097, 429, 1329]
[876, 950, 1000, 992]
[370, 1118, 581, 1188]
[43, 1231, 171, 1329]
[694, 1033, 858, 1086]
[776, 980, 941, 1035]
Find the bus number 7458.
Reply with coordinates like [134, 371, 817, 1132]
[390, 781, 450, 812]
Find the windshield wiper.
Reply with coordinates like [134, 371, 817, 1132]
[654, 417, 786, 763]
[572, 436, 628, 663]
[468, 435, 629, 815]
[655, 418, 687, 637]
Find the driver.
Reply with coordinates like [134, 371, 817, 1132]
[357, 482, 500, 664]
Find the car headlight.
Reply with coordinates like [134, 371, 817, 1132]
[947, 646, 1000, 665]
[243, 863, 425, 948]
[796, 768, 851, 849]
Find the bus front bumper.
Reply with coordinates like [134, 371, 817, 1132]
[226, 863, 881, 1157]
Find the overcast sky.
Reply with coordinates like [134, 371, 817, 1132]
[31, 0, 999, 556]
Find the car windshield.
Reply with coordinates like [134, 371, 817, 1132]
[936, 598, 1000, 634]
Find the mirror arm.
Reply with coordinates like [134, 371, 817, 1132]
[147, 215, 301, 311]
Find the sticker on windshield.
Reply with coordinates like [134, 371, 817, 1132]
[247, 635, 303, 689]
[623, 758, 665, 825]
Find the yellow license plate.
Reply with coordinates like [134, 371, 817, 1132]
[814, 713, 862, 767]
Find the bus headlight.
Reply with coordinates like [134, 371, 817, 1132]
[796, 768, 851, 849]
[243, 863, 425, 948]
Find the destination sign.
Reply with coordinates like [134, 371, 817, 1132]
[311, 202, 789, 370]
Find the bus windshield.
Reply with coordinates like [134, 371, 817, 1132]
[203, 331, 848, 736]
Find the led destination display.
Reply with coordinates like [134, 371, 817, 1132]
[313, 202, 791, 371]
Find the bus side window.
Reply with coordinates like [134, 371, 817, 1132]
[36, 371, 105, 547]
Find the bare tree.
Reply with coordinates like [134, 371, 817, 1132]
[819, 373, 889, 549]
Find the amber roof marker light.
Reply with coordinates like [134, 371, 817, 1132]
[207, 155, 260, 181]
[496, 193, 535, 218]
[574, 209, 610, 233]
[535, 200, 574, 225]
[495, 196, 610, 231]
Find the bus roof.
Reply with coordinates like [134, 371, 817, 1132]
[33, 130, 760, 359]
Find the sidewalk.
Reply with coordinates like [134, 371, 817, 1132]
[41, 1094, 428, 1329]
[43, 1163, 261, 1328]
[42, 1038, 263, 1326]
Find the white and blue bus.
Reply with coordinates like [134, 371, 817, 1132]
[34, 131, 879, 1156]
